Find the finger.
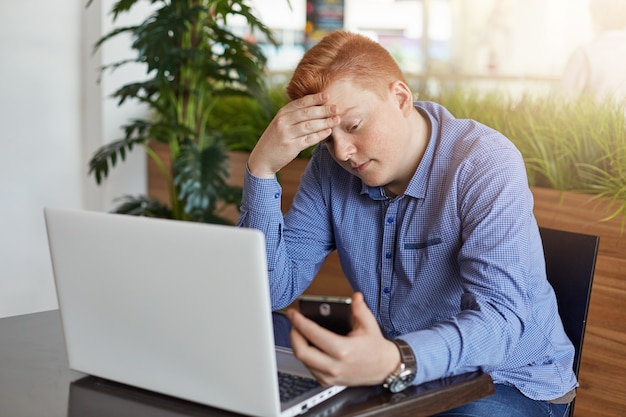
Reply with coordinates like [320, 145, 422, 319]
[287, 310, 315, 350]
[289, 309, 352, 363]
[290, 92, 329, 109]
[289, 322, 308, 351]
[289, 327, 330, 371]
[292, 111, 338, 139]
[295, 112, 340, 147]
[287, 309, 342, 358]
[300, 102, 338, 125]
[288, 309, 337, 345]
[284, 93, 338, 125]
[299, 128, 332, 148]
[271, 101, 338, 146]
[279, 95, 333, 125]
[288, 313, 340, 382]
[289, 309, 331, 339]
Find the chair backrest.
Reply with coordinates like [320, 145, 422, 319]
[539, 227, 599, 417]
[539, 227, 599, 377]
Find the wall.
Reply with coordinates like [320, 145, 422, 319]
[0, 0, 147, 318]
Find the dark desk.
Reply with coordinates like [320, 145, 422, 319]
[0, 310, 494, 417]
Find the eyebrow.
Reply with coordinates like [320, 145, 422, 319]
[338, 106, 359, 118]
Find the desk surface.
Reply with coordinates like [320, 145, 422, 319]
[0, 310, 494, 417]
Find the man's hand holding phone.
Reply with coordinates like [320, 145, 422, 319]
[287, 292, 402, 387]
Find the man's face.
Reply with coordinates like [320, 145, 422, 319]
[322, 78, 417, 194]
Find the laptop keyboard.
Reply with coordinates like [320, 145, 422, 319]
[278, 371, 321, 403]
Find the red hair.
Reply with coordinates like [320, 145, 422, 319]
[286, 31, 408, 100]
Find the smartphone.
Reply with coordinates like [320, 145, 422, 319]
[298, 295, 353, 335]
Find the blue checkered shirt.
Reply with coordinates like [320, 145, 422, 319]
[238, 101, 577, 401]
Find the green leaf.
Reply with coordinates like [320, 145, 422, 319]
[87, 120, 150, 184]
[172, 139, 241, 222]
[112, 195, 174, 218]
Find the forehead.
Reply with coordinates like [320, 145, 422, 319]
[323, 79, 386, 113]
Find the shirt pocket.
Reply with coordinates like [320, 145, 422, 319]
[398, 236, 446, 282]
[404, 237, 443, 250]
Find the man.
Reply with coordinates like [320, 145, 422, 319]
[238, 31, 575, 416]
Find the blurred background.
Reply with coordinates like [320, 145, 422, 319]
[250, 0, 593, 94]
[0, 0, 620, 318]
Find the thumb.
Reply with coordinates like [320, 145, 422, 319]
[351, 292, 379, 332]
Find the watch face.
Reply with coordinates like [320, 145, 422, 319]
[389, 379, 409, 393]
[389, 370, 416, 393]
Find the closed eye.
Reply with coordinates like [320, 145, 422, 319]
[349, 122, 360, 132]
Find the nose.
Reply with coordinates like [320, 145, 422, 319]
[330, 131, 357, 162]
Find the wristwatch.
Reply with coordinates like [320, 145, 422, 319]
[383, 339, 417, 393]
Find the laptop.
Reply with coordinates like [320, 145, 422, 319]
[44, 207, 345, 417]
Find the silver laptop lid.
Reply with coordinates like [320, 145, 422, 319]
[44, 207, 283, 417]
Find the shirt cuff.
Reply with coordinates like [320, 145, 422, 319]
[242, 165, 283, 214]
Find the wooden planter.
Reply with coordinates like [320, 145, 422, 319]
[148, 146, 625, 416]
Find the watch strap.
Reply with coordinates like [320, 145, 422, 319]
[393, 339, 416, 371]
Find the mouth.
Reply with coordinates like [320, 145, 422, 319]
[351, 160, 371, 173]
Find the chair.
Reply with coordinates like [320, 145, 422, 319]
[539, 227, 600, 417]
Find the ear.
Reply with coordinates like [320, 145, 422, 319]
[390, 80, 414, 116]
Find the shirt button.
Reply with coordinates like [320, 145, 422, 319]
[383, 287, 390, 294]
[385, 252, 392, 259]
[386, 216, 394, 224]
[274, 192, 280, 199]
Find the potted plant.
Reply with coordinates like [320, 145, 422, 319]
[87, 0, 279, 224]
